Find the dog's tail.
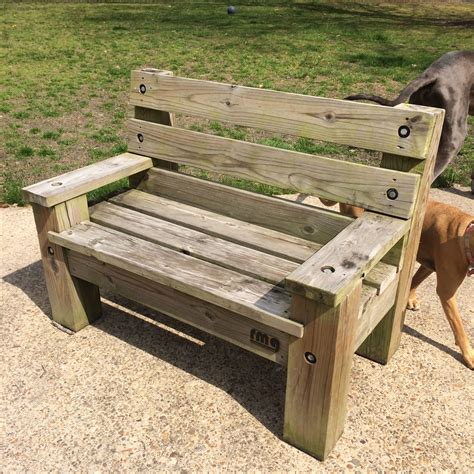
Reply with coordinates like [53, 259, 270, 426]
[345, 75, 437, 106]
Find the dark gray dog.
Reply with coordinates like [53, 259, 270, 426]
[346, 50, 474, 181]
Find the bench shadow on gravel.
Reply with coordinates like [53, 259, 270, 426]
[4, 259, 465, 436]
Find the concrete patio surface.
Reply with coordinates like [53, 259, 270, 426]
[1, 187, 473, 471]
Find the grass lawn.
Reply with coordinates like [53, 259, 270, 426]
[1, 0, 473, 205]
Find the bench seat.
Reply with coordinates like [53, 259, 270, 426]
[47, 185, 400, 361]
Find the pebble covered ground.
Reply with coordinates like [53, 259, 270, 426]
[1, 187, 473, 471]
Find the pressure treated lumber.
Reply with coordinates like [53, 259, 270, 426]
[48, 222, 303, 338]
[284, 283, 362, 460]
[67, 251, 290, 365]
[31, 196, 101, 331]
[354, 275, 399, 351]
[131, 69, 178, 173]
[362, 261, 397, 294]
[356, 105, 444, 364]
[128, 119, 420, 218]
[108, 189, 398, 293]
[90, 201, 296, 285]
[110, 189, 322, 262]
[23, 153, 152, 207]
[130, 70, 439, 159]
[137, 168, 352, 245]
[285, 211, 409, 306]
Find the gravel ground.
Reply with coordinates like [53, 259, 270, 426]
[1, 187, 473, 472]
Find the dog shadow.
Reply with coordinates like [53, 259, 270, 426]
[439, 187, 474, 200]
[403, 324, 465, 365]
[3, 260, 287, 437]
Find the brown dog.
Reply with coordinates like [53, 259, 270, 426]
[320, 199, 474, 369]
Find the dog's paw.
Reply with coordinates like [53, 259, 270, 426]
[462, 350, 474, 370]
[406, 296, 420, 311]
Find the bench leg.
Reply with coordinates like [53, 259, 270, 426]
[356, 233, 411, 365]
[32, 195, 102, 332]
[284, 283, 361, 460]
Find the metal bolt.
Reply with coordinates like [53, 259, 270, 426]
[137, 133, 144, 143]
[398, 125, 410, 138]
[305, 352, 317, 364]
[47, 246, 54, 255]
[387, 188, 399, 200]
[139, 84, 146, 94]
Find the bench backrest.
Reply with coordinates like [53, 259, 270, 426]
[127, 69, 443, 220]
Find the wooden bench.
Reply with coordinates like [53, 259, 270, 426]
[23, 69, 444, 460]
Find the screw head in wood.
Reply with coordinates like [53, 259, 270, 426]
[387, 188, 399, 200]
[47, 246, 54, 255]
[305, 352, 317, 364]
[321, 265, 335, 274]
[398, 125, 410, 138]
[137, 133, 144, 143]
[139, 84, 146, 94]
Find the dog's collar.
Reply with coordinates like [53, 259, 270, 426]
[465, 221, 474, 277]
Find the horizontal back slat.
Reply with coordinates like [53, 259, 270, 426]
[130, 69, 440, 159]
[127, 120, 420, 218]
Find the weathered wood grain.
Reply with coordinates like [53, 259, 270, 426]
[285, 211, 409, 306]
[90, 201, 297, 285]
[110, 189, 322, 263]
[31, 196, 102, 331]
[130, 70, 439, 159]
[362, 260, 397, 294]
[138, 168, 352, 245]
[49, 221, 303, 337]
[131, 69, 178, 173]
[356, 105, 445, 364]
[128, 119, 420, 218]
[284, 283, 362, 460]
[23, 153, 152, 207]
[67, 251, 290, 365]
[354, 275, 399, 352]
[109, 189, 397, 292]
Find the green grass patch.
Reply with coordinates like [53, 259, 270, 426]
[42, 130, 63, 140]
[2, 173, 25, 206]
[1, 1, 473, 205]
[16, 146, 35, 159]
[87, 178, 129, 204]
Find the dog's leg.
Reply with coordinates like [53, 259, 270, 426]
[407, 264, 433, 311]
[339, 203, 365, 218]
[432, 118, 468, 180]
[436, 272, 474, 369]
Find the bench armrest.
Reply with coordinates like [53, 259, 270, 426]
[22, 153, 153, 207]
[285, 212, 410, 306]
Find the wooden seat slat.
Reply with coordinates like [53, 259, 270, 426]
[110, 189, 322, 262]
[90, 201, 297, 285]
[109, 189, 398, 294]
[67, 251, 291, 366]
[48, 221, 303, 338]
